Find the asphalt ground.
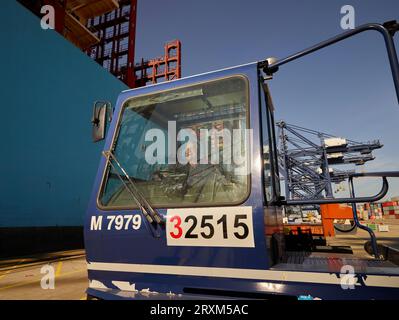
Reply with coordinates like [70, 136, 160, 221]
[329, 218, 399, 258]
[0, 250, 87, 300]
[0, 219, 398, 300]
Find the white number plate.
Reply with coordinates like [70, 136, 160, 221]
[166, 206, 255, 247]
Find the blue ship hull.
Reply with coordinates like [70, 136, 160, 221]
[0, 1, 127, 257]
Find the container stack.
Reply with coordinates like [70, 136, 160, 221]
[357, 204, 369, 221]
[370, 203, 383, 219]
[382, 201, 399, 219]
[364, 203, 371, 220]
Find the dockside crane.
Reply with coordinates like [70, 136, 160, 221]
[277, 121, 383, 201]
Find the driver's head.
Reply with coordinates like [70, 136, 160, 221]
[184, 140, 197, 166]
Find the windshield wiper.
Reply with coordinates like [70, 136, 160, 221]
[102, 150, 164, 227]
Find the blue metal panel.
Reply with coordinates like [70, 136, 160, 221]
[87, 271, 399, 300]
[84, 63, 268, 268]
[0, 1, 128, 227]
[84, 62, 399, 299]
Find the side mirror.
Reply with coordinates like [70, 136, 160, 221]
[91, 101, 113, 143]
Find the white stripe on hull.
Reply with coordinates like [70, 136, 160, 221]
[87, 262, 399, 288]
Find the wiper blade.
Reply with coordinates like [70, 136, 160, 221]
[102, 151, 164, 226]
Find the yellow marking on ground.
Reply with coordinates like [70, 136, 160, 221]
[0, 269, 85, 291]
[55, 262, 63, 277]
[80, 295, 87, 300]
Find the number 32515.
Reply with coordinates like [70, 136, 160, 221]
[166, 207, 255, 248]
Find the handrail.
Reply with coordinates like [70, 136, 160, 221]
[282, 171, 399, 259]
[283, 177, 388, 206]
[350, 171, 399, 178]
[348, 172, 399, 258]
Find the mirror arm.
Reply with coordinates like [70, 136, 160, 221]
[260, 21, 399, 104]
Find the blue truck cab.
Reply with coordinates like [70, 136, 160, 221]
[84, 21, 399, 300]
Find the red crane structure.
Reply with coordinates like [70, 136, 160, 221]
[18, 0, 182, 88]
[86, 0, 182, 88]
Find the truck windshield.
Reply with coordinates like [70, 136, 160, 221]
[99, 76, 251, 208]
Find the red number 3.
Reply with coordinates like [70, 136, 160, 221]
[169, 216, 183, 239]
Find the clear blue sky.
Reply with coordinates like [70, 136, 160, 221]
[135, 0, 399, 199]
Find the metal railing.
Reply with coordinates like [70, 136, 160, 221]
[281, 172, 399, 258]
